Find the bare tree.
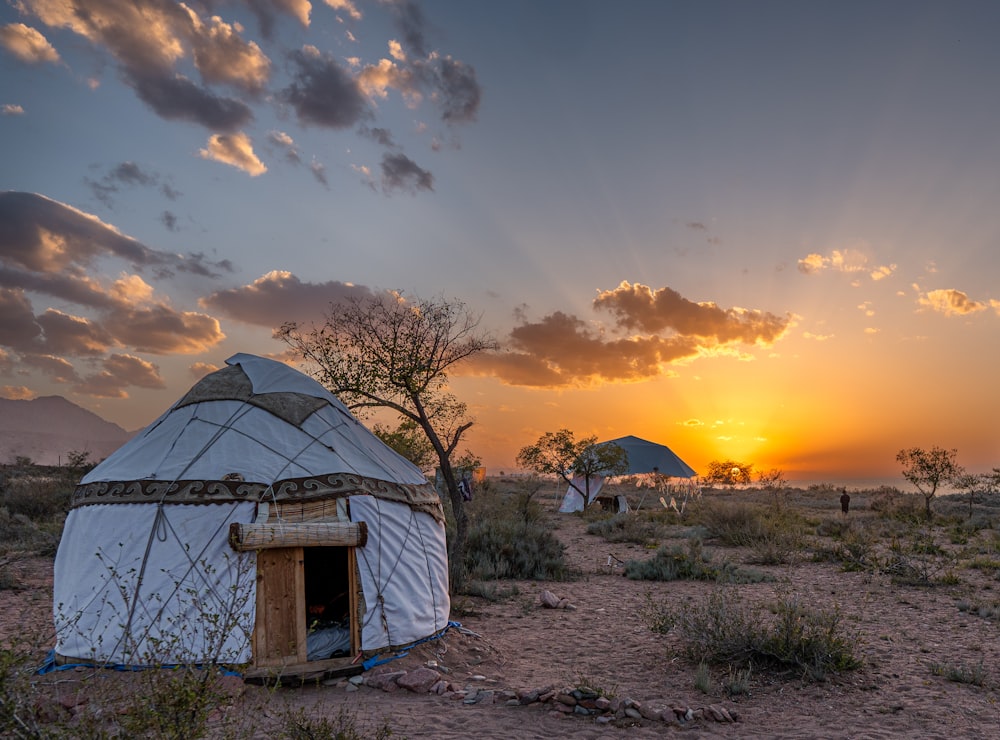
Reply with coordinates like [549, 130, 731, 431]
[516, 429, 629, 508]
[896, 446, 963, 519]
[276, 292, 498, 585]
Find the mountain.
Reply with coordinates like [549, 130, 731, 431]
[0, 396, 135, 466]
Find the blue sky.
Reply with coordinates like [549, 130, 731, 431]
[2, 1, 999, 478]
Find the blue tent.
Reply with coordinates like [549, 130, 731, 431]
[599, 435, 697, 478]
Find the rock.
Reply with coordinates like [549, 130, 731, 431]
[431, 679, 449, 695]
[364, 670, 406, 690]
[539, 590, 561, 608]
[624, 707, 642, 720]
[595, 696, 611, 711]
[555, 692, 577, 706]
[706, 704, 735, 722]
[639, 704, 663, 721]
[396, 667, 441, 694]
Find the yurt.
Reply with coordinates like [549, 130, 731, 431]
[53, 353, 450, 682]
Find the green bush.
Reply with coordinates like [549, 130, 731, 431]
[623, 540, 771, 584]
[696, 501, 806, 551]
[643, 589, 861, 681]
[462, 487, 567, 582]
[586, 512, 664, 545]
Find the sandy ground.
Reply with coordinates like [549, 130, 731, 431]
[5, 493, 1000, 738]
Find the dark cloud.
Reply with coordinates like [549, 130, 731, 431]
[0, 193, 229, 397]
[381, 153, 433, 194]
[20, 353, 81, 384]
[131, 72, 253, 131]
[101, 305, 224, 355]
[201, 271, 376, 327]
[73, 353, 165, 397]
[161, 211, 178, 232]
[310, 160, 329, 188]
[593, 281, 791, 344]
[360, 126, 397, 148]
[388, 0, 429, 59]
[84, 161, 172, 208]
[0, 289, 41, 349]
[0, 192, 227, 278]
[17, 0, 264, 130]
[34, 309, 113, 355]
[282, 47, 370, 129]
[436, 57, 480, 123]
[474, 311, 699, 387]
[465, 283, 792, 388]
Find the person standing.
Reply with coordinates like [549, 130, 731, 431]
[840, 488, 851, 515]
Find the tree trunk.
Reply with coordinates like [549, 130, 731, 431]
[439, 457, 468, 591]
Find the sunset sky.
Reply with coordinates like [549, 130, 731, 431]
[2, 0, 999, 483]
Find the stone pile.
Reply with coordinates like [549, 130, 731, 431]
[337, 664, 739, 727]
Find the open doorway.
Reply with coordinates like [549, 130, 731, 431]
[303, 547, 352, 661]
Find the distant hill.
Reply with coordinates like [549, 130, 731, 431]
[0, 396, 134, 466]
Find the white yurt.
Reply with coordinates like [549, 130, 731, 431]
[53, 353, 450, 682]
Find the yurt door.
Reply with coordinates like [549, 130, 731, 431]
[253, 547, 307, 665]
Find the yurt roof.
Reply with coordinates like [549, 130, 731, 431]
[72, 353, 441, 519]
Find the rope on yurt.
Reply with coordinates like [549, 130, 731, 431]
[112, 401, 258, 664]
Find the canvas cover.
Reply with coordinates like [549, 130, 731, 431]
[53, 353, 449, 666]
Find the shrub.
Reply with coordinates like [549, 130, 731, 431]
[275, 705, 395, 740]
[930, 660, 987, 687]
[586, 513, 664, 545]
[696, 501, 806, 554]
[623, 540, 772, 584]
[643, 589, 861, 681]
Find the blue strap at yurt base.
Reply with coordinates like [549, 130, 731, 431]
[36, 649, 241, 677]
[361, 621, 463, 671]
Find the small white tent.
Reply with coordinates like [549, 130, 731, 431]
[559, 435, 697, 512]
[53, 353, 450, 681]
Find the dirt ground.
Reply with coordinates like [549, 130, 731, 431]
[5, 488, 1000, 738]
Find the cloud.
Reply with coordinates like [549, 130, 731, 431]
[73, 354, 165, 398]
[16, 0, 259, 130]
[85, 161, 179, 208]
[1, 385, 35, 400]
[21, 353, 80, 383]
[133, 73, 253, 130]
[189, 361, 219, 379]
[917, 288, 990, 317]
[0, 192, 227, 277]
[468, 282, 790, 388]
[283, 45, 370, 128]
[10, 0, 480, 192]
[310, 159, 329, 187]
[325, 0, 362, 22]
[269, 130, 301, 163]
[381, 153, 433, 194]
[2, 104, 25, 115]
[593, 281, 790, 345]
[468, 311, 701, 387]
[199, 132, 267, 176]
[34, 309, 114, 355]
[797, 248, 896, 281]
[200, 270, 376, 326]
[0, 22, 60, 64]
[0, 192, 228, 395]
